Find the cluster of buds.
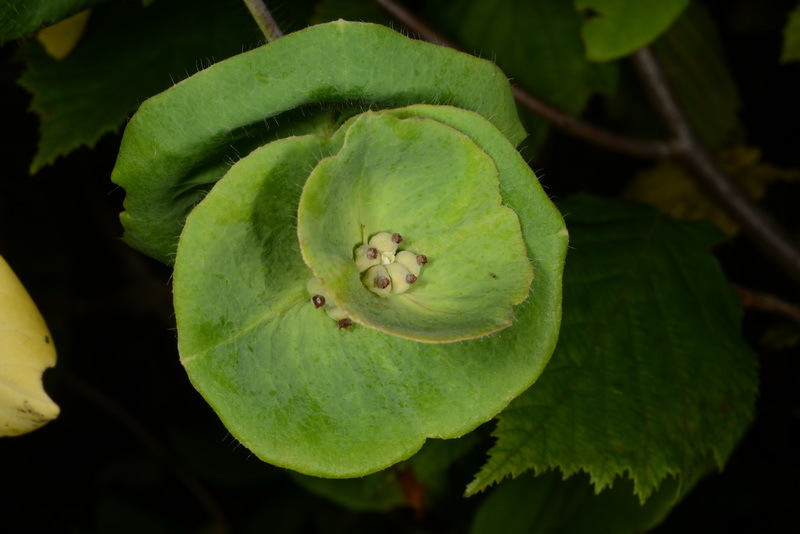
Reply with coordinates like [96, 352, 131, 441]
[307, 232, 428, 330]
[354, 232, 427, 297]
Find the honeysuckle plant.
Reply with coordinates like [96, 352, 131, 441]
[3, 0, 774, 530]
[111, 21, 568, 476]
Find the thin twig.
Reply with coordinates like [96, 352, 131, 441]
[733, 285, 800, 326]
[374, 0, 671, 160]
[511, 86, 673, 159]
[631, 48, 800, 286]
[375, 0, 458, 48]
[243, 0, 283, 42]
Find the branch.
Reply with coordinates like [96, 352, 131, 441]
[243, 0, 283, 42]
[511, 86, 672, 159]
[377, 0, 800, 286]
[375, 0, 670, 160]
[733, 285, 800, 326]
[631, 48, 800, 286]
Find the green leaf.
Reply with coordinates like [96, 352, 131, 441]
[780, 3, 800, 63]
[111, 21, 527, 265]
[601, 3, 741, 150]
[16, 0, 261, 173]
[0, 0, 103, 41]
[298, 112, 533, 342]
[173, 102, 567, 476]
[651, 3, 742, 149]
[427, 0, 618, 153]
[470, 469, 703, 534]
[577, 0, 690, 61]
[466, 195, 758, 502]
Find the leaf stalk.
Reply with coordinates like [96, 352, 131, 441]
[242, 0, 283, 42]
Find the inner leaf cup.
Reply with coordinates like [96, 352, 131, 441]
[298, 112, 534, 342]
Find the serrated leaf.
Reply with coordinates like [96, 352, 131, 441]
[576, 0, 690, 61]
[0, 0, 104, 41]
[426, 0, 618, 153]
[466, 195, 758, 502]
[781, 3, 800, 63]
[0, 256, 59, 437]
[470, 468, 709, 534]
[112, 21, 527, 265]
[16, 0, 261, 173]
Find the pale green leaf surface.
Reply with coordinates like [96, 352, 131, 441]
[173, 104, 567, 476]
[428, 0, 618, 153]
[781, 3, 800, 63]
[111, 21, 526, 265]
[299, 112, 532, 342]
[577, 0, 690, 61]
[17, 0, 261, 173]
[466, 195, 757, 502]
[0, 0, 103, 41]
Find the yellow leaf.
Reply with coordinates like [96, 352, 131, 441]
[36, 10, 91, 61]
[0, 256, 59, 437]
[623, 144, 800, 236]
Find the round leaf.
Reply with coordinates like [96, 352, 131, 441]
[298, 112, 533, 342]
[174, 105, 567, 476]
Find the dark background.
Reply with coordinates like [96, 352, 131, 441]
[1, 0, 798, 532]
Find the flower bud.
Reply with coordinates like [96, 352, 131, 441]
[354, 244, 381, 272]
[387, 262, 419, 294]
[362, 265, 392, 297]
[368, 232, 402, 263]
[395, 250, 422, 278]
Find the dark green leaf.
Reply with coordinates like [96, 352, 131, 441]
[292, 433, 481, 512]
[780, 3, 800, 63]
[0, 0, 103, 41]
[652, 3, 742, 148]
[16, 0, 261, 173]
[427, 0, 618, 154]
[470, 468, 707, 534]
[576, 0, 690, 61]
[467, 195, 758, 502]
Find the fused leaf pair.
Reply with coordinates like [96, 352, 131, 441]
[111, 21, 568, 477]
